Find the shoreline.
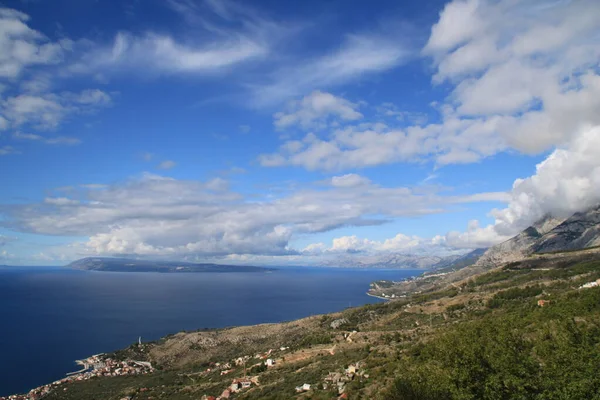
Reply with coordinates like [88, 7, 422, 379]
[366, 292, 390, 301]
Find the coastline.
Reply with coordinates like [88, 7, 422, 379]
[0, 267, 414, 397]
[366, 292, 390, 301]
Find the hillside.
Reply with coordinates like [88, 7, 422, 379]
[67, 257, 274, 273]
[369, 205, 600, 299]
[8, 249, 600, 400]
[475, 214, 565, 267]
[478, 206, 600, 267]
[533, 206, 600, 253]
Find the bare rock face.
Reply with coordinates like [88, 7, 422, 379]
[476, 215, 565, 267]
[475, 206, 600, 268]
[532, 206, 600, 253]
[330, 318, 349, 329]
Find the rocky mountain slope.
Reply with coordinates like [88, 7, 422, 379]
[475, 215, 566, 267]
[477, 205, 600, 267]
[532, 205, 600, 253]
[16, 251, 600, 400]
[369, 205, 600, 299]
[322, 252, 466, 269]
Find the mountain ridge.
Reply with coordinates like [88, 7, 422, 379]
[476, 205, 600, 268]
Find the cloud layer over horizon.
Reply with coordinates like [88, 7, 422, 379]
[1, 0, 600, 264]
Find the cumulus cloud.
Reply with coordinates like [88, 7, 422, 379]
[330, 174, 371, 188]
[260, 0, 600, 169]
[44, 197, 80, 206]
[274, 91, 363, 130]
[445, 124, 600, 248]
[1, 173, 507, 258]
[0, 8, 69, 78]
[0, 249, 14, 262]
[1, 89, 112, 131]
[330, 234, 422, 253]
[300, 232, 464, 258]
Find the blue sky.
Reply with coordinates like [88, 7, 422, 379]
[1, 0, 600, 266]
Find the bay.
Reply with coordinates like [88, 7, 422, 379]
[0, 266, 420, 396]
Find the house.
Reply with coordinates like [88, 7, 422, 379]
[295, 383, 312, 393]
[537, 299, 551, 307]
[265, 358, 275, 367]
[231, 378, 252, 392]
[346, 364, 358, 374]
[579, 279, 600, 289]
[325, 372, 343, 383]
[219, 389, 231, 399]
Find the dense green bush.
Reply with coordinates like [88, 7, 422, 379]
[383, 287, 600, 400]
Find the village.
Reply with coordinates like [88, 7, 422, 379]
[195, 332, 367, 400]
[0, 355, 154, 400]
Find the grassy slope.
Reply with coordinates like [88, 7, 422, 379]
[45, 256, 600, 400]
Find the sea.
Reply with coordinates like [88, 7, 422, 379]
[0, 266, 420, 396]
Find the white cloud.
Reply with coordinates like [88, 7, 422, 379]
[70, 0, 291, 79]
[12, 131, 42, 140]
[445, 124, 600, 248]
[376, 103, 429, 126]
[260, 0, 600, 169]
[157, 160, 177, 170]
[274, 91, 363, 130]
[303, 232, 445, 255]
[44, 197, 80, 206]
[0, 7, 69, 78]
[2, 173, 507, 258]
[252, 33, 412, 106]
[330, 174, 371, 188]
[0, 145, 19, 155]
[1, 89, 112, 131]
[44, 136, 81, 145]
[0, 7, 112, 151]
[80, 184, 108, 190]
[0, 234, 15, 247]
[13, 131, 81, 145]
[72, 32, 268, 77]
[301, 242, 327, 254]
[0, 249, 14, 262]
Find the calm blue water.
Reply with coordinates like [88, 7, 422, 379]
[0, 266, 419, 396]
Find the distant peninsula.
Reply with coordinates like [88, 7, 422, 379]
[67, 257, 275, 273]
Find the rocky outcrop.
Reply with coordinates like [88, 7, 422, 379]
[476, 215, 565, 267]
[532, 206, 600, 253]
[476, 206, 600, 268]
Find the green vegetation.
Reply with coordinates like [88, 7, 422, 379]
[385, 287, 600, 400]
[42, 258, 600, 400]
